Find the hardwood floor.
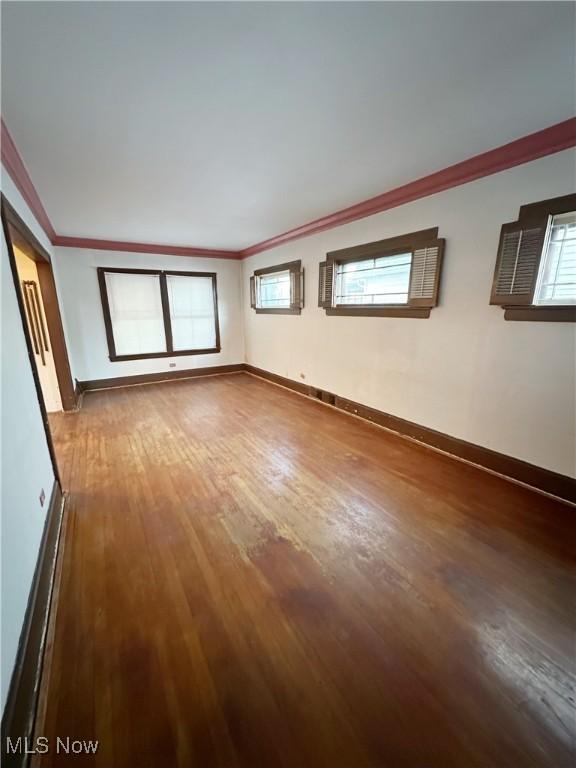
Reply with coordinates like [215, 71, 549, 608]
[42, 372, 575, 767]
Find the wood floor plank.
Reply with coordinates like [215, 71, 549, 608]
[40, 373, 575, 767]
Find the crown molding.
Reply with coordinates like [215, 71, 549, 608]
[53, 235, 241, 260]
[1, 119, 57, 243]
[239, 117, 576, 257]
[2, 117, 575, 259]
[1, 118, 240, 259]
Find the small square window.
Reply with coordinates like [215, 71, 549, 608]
[250, 261, 303, 314]
[257, 270, 291, 308]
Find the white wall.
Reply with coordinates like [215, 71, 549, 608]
[1, 168, 56, 710]
[242, 150, 576, 478]
[53, 248, 245, 382]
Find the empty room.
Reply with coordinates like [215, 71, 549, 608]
[1, 1, 575, 766]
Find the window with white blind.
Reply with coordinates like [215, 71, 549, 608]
[98, 268, 220, 360]
[533, 212, 576, 305]
[490, 194, 576, 321]
[250, 260, 303, 314]
[104, 272, 167, 356]
[318, 228, 445, 318]
[166, 274, 217, 351]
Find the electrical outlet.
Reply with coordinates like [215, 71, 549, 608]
[169, 363, 176, 368]
[39, 488, 45, 507]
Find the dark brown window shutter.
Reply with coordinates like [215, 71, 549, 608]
[318, 261, 334, 308]
[490, 222, 547, 306]
[250, 275, 256, 309]
[290, 267, 304, 310]
[407, 239, 445, 308]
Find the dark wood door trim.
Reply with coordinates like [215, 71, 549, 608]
[36, 262, 77, 410]
[0, 482, 65, 768]
[1, 197, 52, 264]
[2, 195, 77, 412]
[1, 199, 61, 484]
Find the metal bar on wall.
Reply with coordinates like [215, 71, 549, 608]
[22, 281, 40, 356]
[30, 281, 49, 351]
[23, 281, 46, 365]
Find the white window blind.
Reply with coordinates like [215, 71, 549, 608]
[534, 212, 576, 305]
[105, 272, 167, 356]
[335, 253, 412, 305]
[258, 271, 291, 308]
[166, 274, 217, 351]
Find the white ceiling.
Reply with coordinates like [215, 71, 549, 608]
[2, 2, 574, 250]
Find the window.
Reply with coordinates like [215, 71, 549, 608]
[490, 194, 576, 321]
[250, 260, 303, 314]
[259, 270, 291, 308]
[166, 274, 218, 351]
[533, 212, 576, 305]
[335, 253, 412, 305]
[98, 268, 220, 361]
[104, 271, 166, 356]
[318, 228, 445, 318]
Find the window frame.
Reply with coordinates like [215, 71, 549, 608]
[323, 228, 443, 318]
[251, 260, 303, 314]
[490, 194, 576, 322]
[97, 267, 221, 361]
[533, 211, 576, 307]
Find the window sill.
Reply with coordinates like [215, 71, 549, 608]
[325, 306, 431, 318]
[254, 308, 301, 315]
[109, 347, 221, 362]
[503, 306, 576, 322]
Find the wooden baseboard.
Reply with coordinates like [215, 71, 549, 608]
[243, 365, 312, 396]
[1, 482, 66, 767]
[77, 363, 245, 392]
[73, 361, 575, 504]
[244, 364, 576, 505]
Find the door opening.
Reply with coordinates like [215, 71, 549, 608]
[14, 247, 63, 412]
[1, 195, 77, 484]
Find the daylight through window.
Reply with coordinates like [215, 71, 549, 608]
[98, 268, 220, 360]
[335, 253, 412, 306]
[534, 212, 576, 305]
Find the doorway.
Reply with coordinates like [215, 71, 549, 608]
[14, 247, 63, 412]
[1, 195, 77, 483]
